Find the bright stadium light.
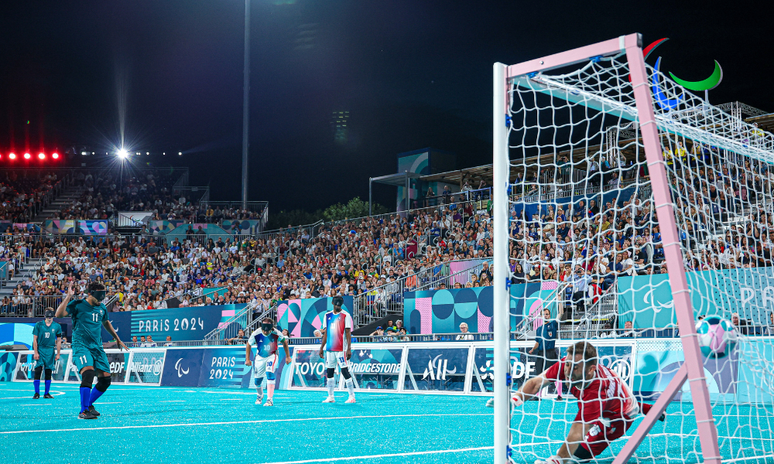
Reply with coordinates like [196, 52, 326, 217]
[23, 152, 31, 159]
[178, 151, 182, 156]
[9, 152, 17, 160]
[117, 148, 129, 159]
[38, 152, 45, 160]
[52, 152, 59, 159]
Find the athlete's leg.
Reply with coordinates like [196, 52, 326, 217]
[336, 353, 355, 402]
[44, 368, 53, 397]
[79, 367, 96, 413]
[254, 357, 267, 404]
[265, 354, 277, 405]
[89, 370, 111, 407]
[323, 352, 336, 402]
[33, 365, 43, 397]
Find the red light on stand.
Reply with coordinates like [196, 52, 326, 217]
[38, 153, 46, 160]
[51, 152, 59, 159]
[9, 153, 16, 160]
[23, 153, 31, 160]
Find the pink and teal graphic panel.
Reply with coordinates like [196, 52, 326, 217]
[43, 220, 108, 235]
[403, 282, 550, 334]
[276, 296, 354, 338]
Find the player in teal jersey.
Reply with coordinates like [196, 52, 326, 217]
[56, 282, 128, 420]
[32, 308, 62, 399]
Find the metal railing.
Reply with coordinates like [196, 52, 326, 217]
[559, 288, 618, 340]
[512, 281, 570, 340]
[242, 303, 279, 336]
[203, 300, 258, 340]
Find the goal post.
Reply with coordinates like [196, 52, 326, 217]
[490, 32, 772, 463]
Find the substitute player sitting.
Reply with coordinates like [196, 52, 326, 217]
[245, 317, 290, 406]
[31, 308, 62, 399]
[318, 295, 356, 404]
[56, 283, 128, 420]
[512, 341, 661, 464]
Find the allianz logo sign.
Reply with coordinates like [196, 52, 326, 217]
[131, 358, 163, 376]
[608, 359, 632, 381]
[422, 354, 457, 381]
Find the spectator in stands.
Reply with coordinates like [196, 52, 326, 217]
[281, 329, 290, 338]
[139, 336, 147, 346]
[570, 266, 591, 319]
[228, 329, 248, 345]
[130, 336, 139, 347]
[456, 322, 474, 341]
[370, 326, 384, 337]
[146, 335, 158, 347]
[164, 336, 173, 347]
[731, 312, 749, 336]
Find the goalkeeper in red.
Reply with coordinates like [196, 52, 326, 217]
[512, 341, 662, 464]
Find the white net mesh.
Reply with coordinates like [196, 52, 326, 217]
[503, 54, 774, 463]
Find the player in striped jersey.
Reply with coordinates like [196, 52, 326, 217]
[318, 296, 355, 404]
[245, 318, 290, 406]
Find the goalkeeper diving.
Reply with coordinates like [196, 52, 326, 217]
[506, 341, 663, 464]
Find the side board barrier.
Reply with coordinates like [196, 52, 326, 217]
[5, 340, 636, 395]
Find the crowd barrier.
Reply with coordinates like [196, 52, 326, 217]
[3, 338, 768, 403]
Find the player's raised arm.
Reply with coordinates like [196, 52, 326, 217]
[55, 284, 75, 318]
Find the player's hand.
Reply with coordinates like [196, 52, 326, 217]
[245, 359, 252, 366]
[117, 340, 129, 351]
[346, 348, 351, 360]
[33, 352, 39, 361]
[55, 353, 60, 361]
[285, 356, 291, 365]
[528, 349, 534, 354]
[511, 392, 525, 407]
[66, 284, 75, 298]
[318, 348, 324, 358]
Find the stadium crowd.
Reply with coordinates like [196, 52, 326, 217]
[0, 171, 65, 223]
[54, 170, 262, 222]
[2, 143, 773, 327]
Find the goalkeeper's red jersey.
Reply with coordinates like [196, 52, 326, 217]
[544, 357, 639, 424]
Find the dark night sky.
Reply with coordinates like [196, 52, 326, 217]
[2, 1, 772, 212]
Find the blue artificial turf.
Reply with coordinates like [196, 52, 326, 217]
[0, 383, 772, 464]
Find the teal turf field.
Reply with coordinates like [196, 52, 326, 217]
[0, 383, 772, 464]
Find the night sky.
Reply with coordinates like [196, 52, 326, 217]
[2, 1, 772, 211]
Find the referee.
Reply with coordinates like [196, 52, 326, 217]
[528, 308, 562, 400]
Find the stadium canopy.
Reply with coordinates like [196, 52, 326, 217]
[368, 171, 421, 216]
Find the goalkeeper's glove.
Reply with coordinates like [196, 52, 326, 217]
[511, 393, 525, 407]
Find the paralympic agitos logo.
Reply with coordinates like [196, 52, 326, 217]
[644, 38, 723, 111]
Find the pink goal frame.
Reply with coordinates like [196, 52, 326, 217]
[492, 33, 721, 464]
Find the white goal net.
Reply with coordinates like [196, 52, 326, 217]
[494, 34, 774, 464]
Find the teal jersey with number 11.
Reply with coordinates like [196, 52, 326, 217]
[67, 299, 108, 348]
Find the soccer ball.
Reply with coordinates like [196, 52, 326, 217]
[696, 316, 737, 358]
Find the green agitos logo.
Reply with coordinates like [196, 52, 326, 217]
[645, 37, 723, 92]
